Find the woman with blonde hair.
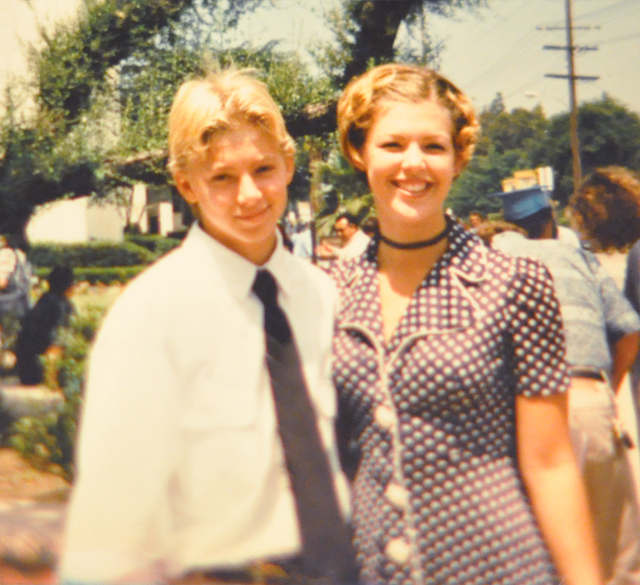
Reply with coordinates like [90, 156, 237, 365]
[331, 63, 603, 585]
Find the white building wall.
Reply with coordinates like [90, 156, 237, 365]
[26, 197, 90, 243]
[130, 183, 149, 233]
[158, 201, 174, 236]
[86, 200, 126, 242]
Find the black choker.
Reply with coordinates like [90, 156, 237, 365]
[378, 217, 452, 250]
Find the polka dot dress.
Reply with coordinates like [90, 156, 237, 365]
[330, 220, 568, 585]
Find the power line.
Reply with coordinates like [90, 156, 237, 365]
[542, 0, 590, 185]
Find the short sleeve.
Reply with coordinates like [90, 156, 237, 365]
[582, 251, 640, 342]
[507, 257, 570, 398]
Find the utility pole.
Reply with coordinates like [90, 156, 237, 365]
[541, 0, 599, 189]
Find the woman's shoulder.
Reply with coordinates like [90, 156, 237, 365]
[476, 239, 555, 292]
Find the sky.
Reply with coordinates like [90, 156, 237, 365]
[428, 0, 640, 116]
[0, 0, 639, 118]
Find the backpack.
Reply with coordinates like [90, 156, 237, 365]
[0, 250, 32, 319]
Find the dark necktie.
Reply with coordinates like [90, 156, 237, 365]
[252, 269, 357, 584]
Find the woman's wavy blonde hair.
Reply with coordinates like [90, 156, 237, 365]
[337, 63, 480, 173]
[168, 68, 295, 176]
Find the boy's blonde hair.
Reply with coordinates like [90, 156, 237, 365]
[337, 63, 480, 172]
[569, 166, 640, 251]
[168, 69, 295, 176]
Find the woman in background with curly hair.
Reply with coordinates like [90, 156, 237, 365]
[570, 165, 640, 438]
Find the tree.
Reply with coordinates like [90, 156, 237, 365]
[0, 0, 488, 233]
[447, 93, 640, 218]
[546, 94, 640, 205]
[447, 94, 550, 217]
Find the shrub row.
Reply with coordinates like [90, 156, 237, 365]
[34, 265, 146, 284]
[28, 241, 156, 268]
[125, 234, 182, 257]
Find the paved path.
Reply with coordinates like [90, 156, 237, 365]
[0, 378, 69, 584]
[0, 496, 66, 584]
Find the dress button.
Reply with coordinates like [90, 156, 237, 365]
[375, 405, 396, 429]
[385, 538, 412, 564]
[385, 483, 409, 509]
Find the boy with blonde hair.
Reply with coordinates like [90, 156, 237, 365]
[60, 69, 354, 585]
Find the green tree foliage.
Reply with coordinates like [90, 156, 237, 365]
[448, 93, 640, 217]
[447, 94, 550, 217]
[0, 0, 331, 230]
[448, 150, 524, 218]
[30, 0, 265, 129]
[546, 94, 640, 205]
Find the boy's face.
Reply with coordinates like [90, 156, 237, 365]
[175, 123, 294, 265]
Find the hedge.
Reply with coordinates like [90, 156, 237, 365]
[125, 234, 181, 257]
[34, 265, 146, 284]
[28, 241, 156, 268]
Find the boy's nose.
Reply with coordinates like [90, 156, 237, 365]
[237, 174, 262, 204]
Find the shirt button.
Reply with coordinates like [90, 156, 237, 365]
[375, 405, 396, 429]
[385, 483, 409, 509]
[385, 538, 412, 564]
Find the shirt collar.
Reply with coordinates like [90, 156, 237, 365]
[186, 223, 297, 300]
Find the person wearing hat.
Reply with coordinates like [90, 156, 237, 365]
[491, 186, 640, 585]
[490, 186, 581, 246]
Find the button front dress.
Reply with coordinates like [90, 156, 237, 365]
[331, 221, 569, 585]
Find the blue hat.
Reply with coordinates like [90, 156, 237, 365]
[487, 186, 552, 221]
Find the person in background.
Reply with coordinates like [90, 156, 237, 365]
[60, 68, 355, 585]
[291, 221, 314, 260]
[491, 186, 640, 585]
[570, 166, 640, 445]
[15, 265, 75, 388]
[331, 62, 602, 585]
[0, 235, 32, 365]
[467, 209, 486, 231]
[360, 216, 379, 238]
[318, 212, 371, 261]
[277, 222, 294, 252]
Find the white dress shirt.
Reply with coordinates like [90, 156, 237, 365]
[60, 224, 350, 584]
[337, 229, 371, 260]
[557, 225, 581, 248]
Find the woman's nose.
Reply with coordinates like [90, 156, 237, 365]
[401, 143, 426, 170]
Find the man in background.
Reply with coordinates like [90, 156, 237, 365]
[317, 213, 371, 261]
[491, 185, 640, 584]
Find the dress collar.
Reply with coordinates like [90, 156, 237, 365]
[337, 216, 491, 352]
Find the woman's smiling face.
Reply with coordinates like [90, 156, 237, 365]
[356, 99, 461, 236]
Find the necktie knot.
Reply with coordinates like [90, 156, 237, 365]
[253, 270, 291, 344]
[252, 269, 279, 309]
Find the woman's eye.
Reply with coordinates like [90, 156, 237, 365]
[381, 141, 401, 149]
[425, 143, 446, 151]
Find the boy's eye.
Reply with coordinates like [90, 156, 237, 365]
[211, 173, 231, 182]
[256, 164, 274, 174]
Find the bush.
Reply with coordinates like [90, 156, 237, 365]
[7, 308, 104, 481]
[34, 265, 145, 284]
[28, 241, 155, 268]
[125, 234, 181, 257]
